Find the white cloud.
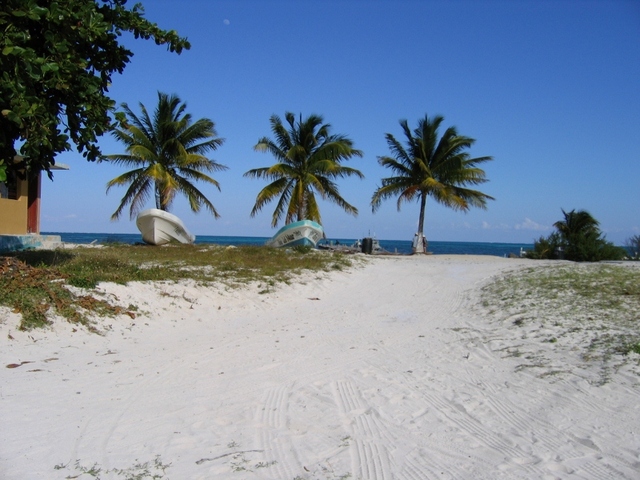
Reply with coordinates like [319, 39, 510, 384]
[481, 221, 511, 230]
[515, 218, 550, 231]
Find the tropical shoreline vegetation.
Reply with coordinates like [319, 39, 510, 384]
[1, 2, 635, 258]
[2, 2, 498, 250]
[0, 243, 356, 331]
[524, 209, 628, 262]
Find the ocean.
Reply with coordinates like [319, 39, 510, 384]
[43, 232, 533, 258]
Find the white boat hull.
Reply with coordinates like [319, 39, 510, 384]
[136, 209, 195, 246]
[266, 220, 324, 248]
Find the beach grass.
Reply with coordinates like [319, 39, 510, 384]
[0, 244, 355, 331]
[482, 263, 640, 381]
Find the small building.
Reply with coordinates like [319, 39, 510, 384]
[0, 156, 68, 251]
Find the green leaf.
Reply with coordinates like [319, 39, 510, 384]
[41, 63, 60, 73]
[2, 0, 190, 174]
[1, 109, 23, 126]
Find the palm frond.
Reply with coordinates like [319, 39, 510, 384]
[249, 178, 290, 218]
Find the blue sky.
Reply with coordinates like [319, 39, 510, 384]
[41, 0, 640, 244]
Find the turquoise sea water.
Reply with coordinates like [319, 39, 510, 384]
[43, 232, 533, 257]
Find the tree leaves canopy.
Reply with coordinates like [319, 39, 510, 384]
[0, 0, 190, 178]
[553, 208, 600, 239]
[244, 112, 364, 227]
[527, 209, 625, 261]
[105, 92, 227, 220]
[371, 114, 494, 236]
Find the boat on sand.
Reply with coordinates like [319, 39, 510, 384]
[266, 220, 324, 248]
[136, 209, 195, 246]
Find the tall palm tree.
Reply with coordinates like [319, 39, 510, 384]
[244, 112, 364, 227]
[371, 114, 494, 252]
[105, 92, 227, 220]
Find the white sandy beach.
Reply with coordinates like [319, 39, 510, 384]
[1, 255, 639, 479]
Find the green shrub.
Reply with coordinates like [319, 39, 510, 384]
[524, 209, 626, 262]
[625, 234, 640, 260]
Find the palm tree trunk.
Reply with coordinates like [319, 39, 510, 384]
[155, 183, 163, 210]
[413, 193, 428, 254]
[417, 193, 426, 235]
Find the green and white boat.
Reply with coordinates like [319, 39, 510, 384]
[266, 220, 324, 248]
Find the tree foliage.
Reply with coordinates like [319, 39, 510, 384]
[244, 112, 364, 227]
[526, 209, 626, 262]
[105, 92, 227, 220]
[371, 114, 494, 241]
[0, 0, 190, 179]
[624, 234, 640, 260]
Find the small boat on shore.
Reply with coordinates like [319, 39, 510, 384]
[136, 209, 195, 246]
[266, 220, 324, 248]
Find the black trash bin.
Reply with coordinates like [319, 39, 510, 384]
[362, 237, 373, 254]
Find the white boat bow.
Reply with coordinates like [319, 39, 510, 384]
[136, 209, 195, 246]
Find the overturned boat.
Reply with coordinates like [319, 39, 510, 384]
[136, 208, 195, 246]
[266, 220, 324, 248]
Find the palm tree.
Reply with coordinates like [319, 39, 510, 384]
[244, 112, 364, 227]
[528, 209, 624, 261]
[553, 209, 600, 260]
[105, 92, 227, 220]
[371, 114, 494, 253]
[553, 209, 600, 240]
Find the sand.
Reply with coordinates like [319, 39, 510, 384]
[1, 255, 639, 479]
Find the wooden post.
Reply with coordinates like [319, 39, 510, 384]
[26, 173, 41, 234]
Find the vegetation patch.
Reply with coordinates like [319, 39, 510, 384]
[0, 256, 125, 331]
[480, 263, 640, 383]
[54, 455, 170, 479]
[1, 244, 356, 331]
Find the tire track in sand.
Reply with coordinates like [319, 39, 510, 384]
[475, 377, 622, 479]
[254, 384, 302, 478]
[332, 379, 394, 479]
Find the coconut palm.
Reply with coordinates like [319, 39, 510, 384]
[528, 208, 624, 261]
[105, 92, 227, 220]
[553, 209, 602, 260]
[371, 114, 494, 252]
[244, 112, 364, 227]
[553, 209, 600, 240]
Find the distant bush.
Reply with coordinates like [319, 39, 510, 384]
[524, 209, 626, 262]
[625, 234, 640, 260]
[526, 232, 562, 260]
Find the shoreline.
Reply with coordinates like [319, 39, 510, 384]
[39, 233, 536, 257]
[1, 255, 639, 478]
